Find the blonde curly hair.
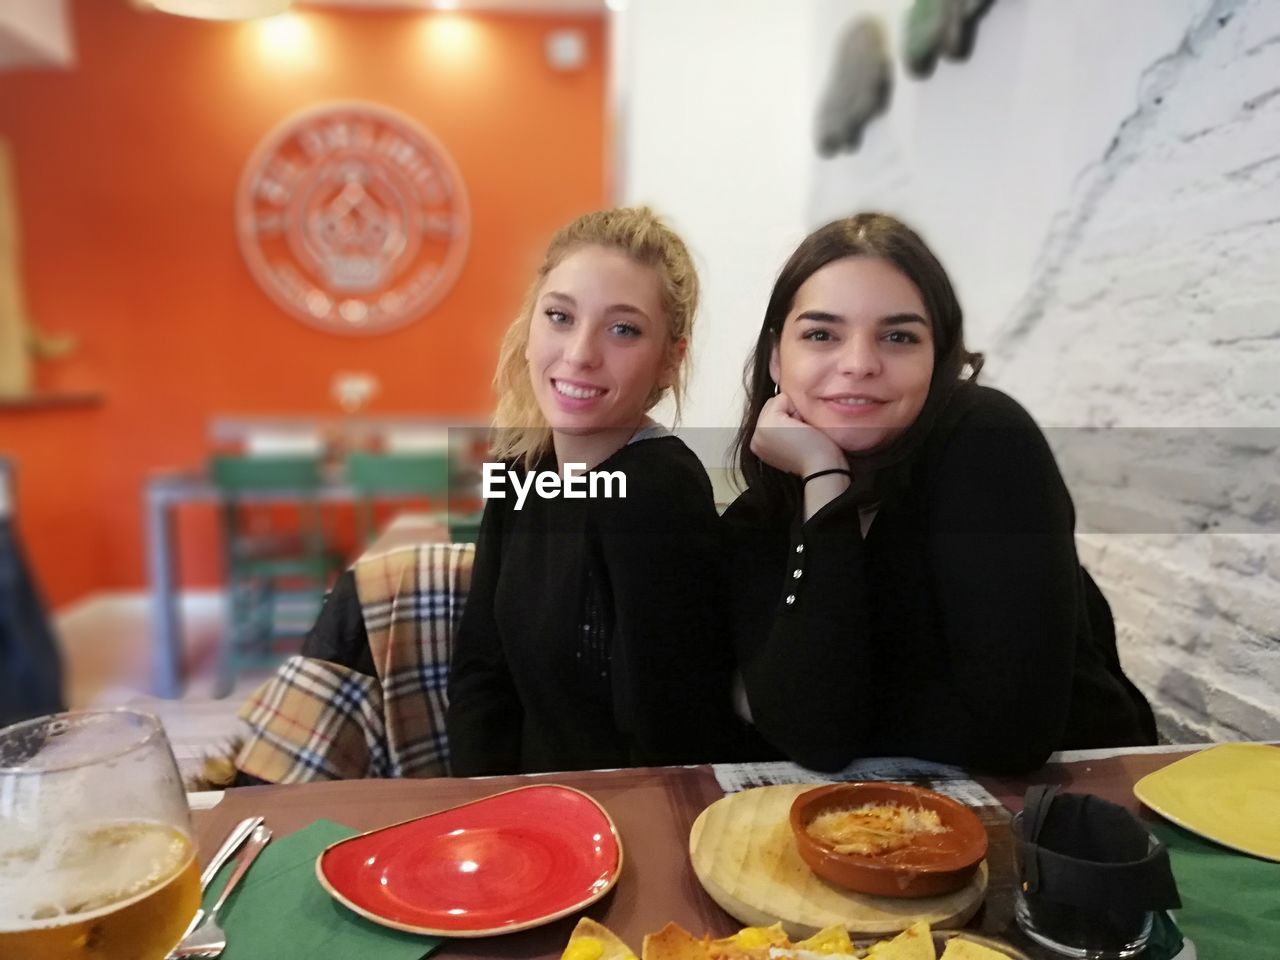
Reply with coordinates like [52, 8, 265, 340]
[491, 206, 699, 465]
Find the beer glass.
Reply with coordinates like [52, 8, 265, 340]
[0, 710, 201, 960]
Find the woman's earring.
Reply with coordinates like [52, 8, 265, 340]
[773, 381, 780, 397]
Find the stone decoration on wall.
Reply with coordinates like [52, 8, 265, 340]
[237, 102, 471, 336]
[815, 0, 998, 157]
[815, 18, 893, 157]
[903, 0, 997, 78]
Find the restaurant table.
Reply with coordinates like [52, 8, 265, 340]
[145, 471, 451, 698]
[190, 745, 1209, 960]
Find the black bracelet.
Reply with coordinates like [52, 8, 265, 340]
[802, 468, 853, 485]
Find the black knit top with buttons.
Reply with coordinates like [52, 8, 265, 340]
[721, 385, 1157, 775]
[446, 434, 747, 776]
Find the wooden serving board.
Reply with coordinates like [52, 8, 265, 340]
[689, 784, 988, 938]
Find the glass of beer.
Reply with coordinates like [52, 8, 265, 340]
[0, 710, 201, 960]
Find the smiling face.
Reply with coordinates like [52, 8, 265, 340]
[771, 256, 935, 454]
[525, 244, 681, 439]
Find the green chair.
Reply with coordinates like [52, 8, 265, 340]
[447, 511, 484, 544]
[346, 452, 452, 545]
[210, 455, 336, 698]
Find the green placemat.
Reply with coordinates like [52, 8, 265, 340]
[1152, 822, 1280, 957]
[203, 819, 442, 960]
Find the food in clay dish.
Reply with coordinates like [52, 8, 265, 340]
[805, 802, 951, 857]
[789, 783, 988, 898]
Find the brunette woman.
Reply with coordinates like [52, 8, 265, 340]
[725, 213, 1156, 774]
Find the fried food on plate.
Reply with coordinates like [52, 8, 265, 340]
[864, 921, 935, 960]
[794, 925, 856, 955]
[642, 922, 710, 960]
[938, 938, 1012, 960]
[710, 922, 792, 958]
[571, 917, 1012, 960]
[562, 917, 639, 960]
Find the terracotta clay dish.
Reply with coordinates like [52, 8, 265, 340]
[790, 782, 987, 899]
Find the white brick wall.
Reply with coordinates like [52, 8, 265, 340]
[994, 0, 1280, 741]
[808, 0, 1280, 740]
[993, 0, 1274, 742]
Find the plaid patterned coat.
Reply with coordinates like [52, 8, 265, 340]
[234, 542, 474, 783]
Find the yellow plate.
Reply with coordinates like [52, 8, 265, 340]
[1133, 743, 1280, 861]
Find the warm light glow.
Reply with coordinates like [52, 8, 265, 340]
[434, 0, 460, 9]
[604, 0, 627, 11]
[151, 0, 291, 20]
[418, 15, 482, 68]
[251, 12, 316, 67]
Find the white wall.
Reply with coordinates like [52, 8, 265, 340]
[613, 0, 820, 458]
[619, 0, 1280, 741]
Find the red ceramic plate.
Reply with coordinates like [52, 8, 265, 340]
[316, 784, 623, 937]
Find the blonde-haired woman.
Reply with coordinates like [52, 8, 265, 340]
[446, 207, 747, 775]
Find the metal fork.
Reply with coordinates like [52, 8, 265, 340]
[169, 824, 272, 959]
[170, 815, 264, 952]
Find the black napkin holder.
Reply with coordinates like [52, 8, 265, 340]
[1018, 785, 1181, 952]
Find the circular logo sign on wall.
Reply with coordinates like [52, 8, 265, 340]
[236, 102, 470, 335]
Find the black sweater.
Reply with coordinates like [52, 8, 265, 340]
[722, 385, 1156, 775]
[446, 435, 746, 775]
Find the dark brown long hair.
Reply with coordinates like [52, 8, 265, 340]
[732, 213, 984, 516]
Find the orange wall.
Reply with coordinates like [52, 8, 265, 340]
[0, 0, 605, 606]
[2, 411, 104, 609]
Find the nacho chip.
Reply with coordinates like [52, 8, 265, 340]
[864, 921, 936, 960]
[713, 922, 792, 955]
[643, 922, 712, 960]
[793, 925, 856, 955]
[622, 917, 1009, 960]
[562, 918, 639, 960]
[938, 938, 1011, 960]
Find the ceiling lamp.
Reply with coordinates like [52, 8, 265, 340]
[150, 0, 292, 20]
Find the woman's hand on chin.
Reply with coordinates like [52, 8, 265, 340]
[750, 392, 847, 478]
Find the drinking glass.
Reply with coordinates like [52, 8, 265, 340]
[0, 710, 200, 960]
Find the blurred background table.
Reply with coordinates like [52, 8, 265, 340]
[145, 467, 360, 698]
[143, 417, 490, 697]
